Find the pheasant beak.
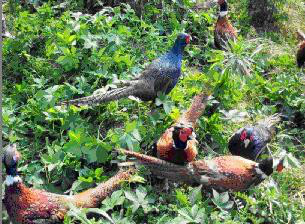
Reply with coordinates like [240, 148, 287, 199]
[243, 139, 250, 148]
[179, 128, 193, 142]
[188, 131, 197, 140]
[13, 151, 21, 163]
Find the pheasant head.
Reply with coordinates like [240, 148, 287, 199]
[176, 33, 191, 46]
[217, 0, 228, 16]
[171, 33, 191, 55]
[3, 144, 22, 186]
[258, 157, 285, 176]
[172, 123, 196, 149]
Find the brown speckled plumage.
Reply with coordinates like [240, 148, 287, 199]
[4, 184, 67, 224]
[214, 0, 237, 50]
[4, 169, 134, 224]
[156, 127, 198, 163]
[297, 30, 305, 68]
[175, 93, 210, 129]
[155, 93, 210, 164]
[3, 145, 134, 224]
[121, 149, 283, 192]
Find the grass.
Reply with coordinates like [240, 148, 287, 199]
[2, 0, 305, 223]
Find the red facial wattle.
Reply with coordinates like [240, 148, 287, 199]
[179, 133, 188, 142]
[179, 128, 193, 142]
[276, 163, 284, 172]
[185, 35, 190, 44]
[249, 135, 254, 141]
[240, 130, 247, 141]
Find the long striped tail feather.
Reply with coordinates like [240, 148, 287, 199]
[297, 30, 305, 41]
[117, 149, 194, 182]
[59, 86, 136, 107]
[177, 91, 212, 127]
[257, 113, 282, 131]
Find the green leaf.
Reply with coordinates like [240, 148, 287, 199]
[286, 153, 301, 168]
[155, 98, 163, 106]
[125, 191, 137, 203]
[132, 129, 142, 141]
[79, 176, 93, 183]
[212, 189, 220, 201]
[169, 216, 189, 224]
[212, 190, 233, 211]
[68, 130, 82, 143]
[176, 190, 190, 207]
[136, 186, 147, 202]
[125, 134, 134, 150]
[126, 120, 137, 133]
[177, 208, 193, 222]
[82, 148, 97, 163]
[95, 168, 104, 178]
[189, 185, 202, 205]
[102, 190, 125, 211]
[118, 25, 131, 36]
[96, 146, 109, 163]
[63, 141, 82, 157]
[163, 101, 173, 114]
[86, 208, 115, 224]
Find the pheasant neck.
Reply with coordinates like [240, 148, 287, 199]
[219, 11, 228, 18]
[219, 1, 228, 18]
[5, 165, 22, 186]
[171, 41, 185, 56]
[172, 130, 187, 149]
[5, 175, 22, 186]
[220, 1, 228, 11]
[258, 158, 273, 176]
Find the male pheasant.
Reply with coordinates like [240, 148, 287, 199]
[60, 33, 191, 107]
[153, 92, 211, 165]
[228, 114, 281, 161]
[296, 30, 305, 68]
[3, 144, 134, 224]
[214, 0, 237, 50]
[119, 149, 285, 192]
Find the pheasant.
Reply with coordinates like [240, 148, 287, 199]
[296, 30, 305, 67]
[2, 12, 13, 38]
[153, 92, 211, 165]
[60, 33, 191, 107]
[119, 149, 285, 192]
[3, 144, 134, 224]
[228, 114, 281, 161]
[214, 0, 237, 50]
